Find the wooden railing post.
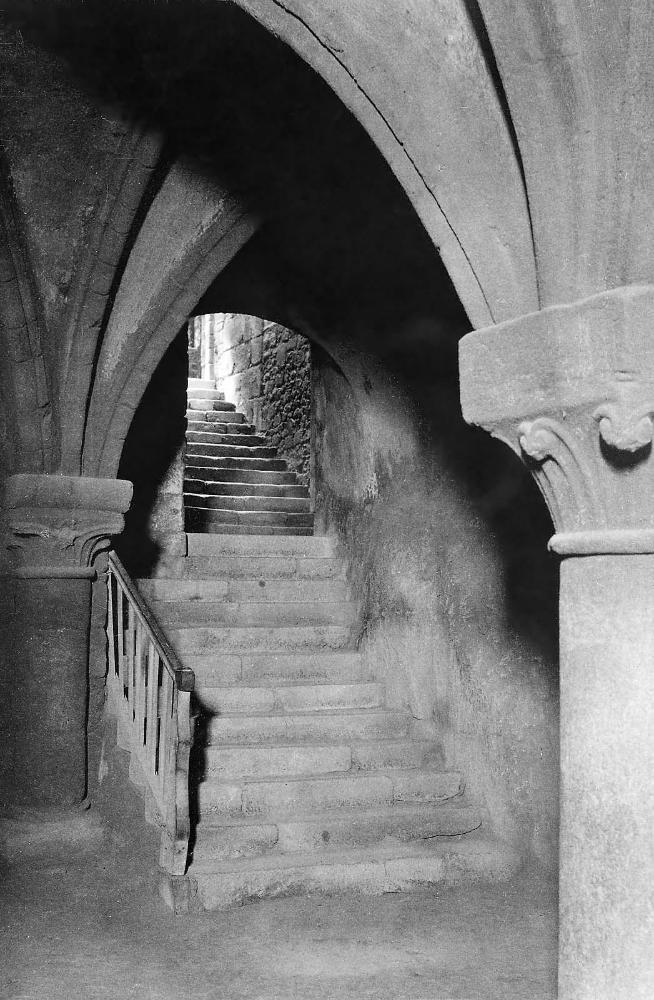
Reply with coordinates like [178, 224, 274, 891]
[105, 551, 195, 886]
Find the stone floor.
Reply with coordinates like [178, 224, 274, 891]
[0, 825, 557, 1000]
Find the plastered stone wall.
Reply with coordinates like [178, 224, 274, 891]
[312, 332, 559, 870]
[191, 312, 311, 484]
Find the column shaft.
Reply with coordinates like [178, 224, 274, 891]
[559, 555, 654, 999]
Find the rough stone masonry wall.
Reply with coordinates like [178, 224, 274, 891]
[311, 329, 560, 872]
[194, 312, 311, 485]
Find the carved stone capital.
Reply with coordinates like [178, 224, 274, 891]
[459, 285, 654, 554]
[0, 474, 133, 575]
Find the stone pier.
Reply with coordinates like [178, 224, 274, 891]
[460, 285, 654, 1000]
[0, 475, 132, 823]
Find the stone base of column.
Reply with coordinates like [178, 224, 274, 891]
[0, 801, 105, 863]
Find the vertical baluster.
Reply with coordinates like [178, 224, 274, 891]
[106, 567, 116, 688]
[147, 645, 160, 779]
[116, 581, 125, 692]
[158, 669, 173, 795]
[130, 603, 138, 721]
[133, 616, 146, 759]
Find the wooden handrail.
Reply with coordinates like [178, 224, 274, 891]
[105, 551, 195, 879]
[107, 551, 195, 692]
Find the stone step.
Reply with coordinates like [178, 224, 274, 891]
[150, 554, 344, 581]
[186, 532, 334, 558]
[198, 769, 463, 817]
[151, 599, 355, 629]
[184, 508, 314, 531]
[193, 801, 481, 862]
[187, 387, 225, 400]
[186, 431, 267, 447]
[185, 494, 311, 514]
[185, 454, 287, 472]
[186, 420, 257, 435]
[186, 409, 245, 424]
[186, 524, 315, 537]
[139, 578, 349, 603]
[189, 836, 519, 910]
[181, 651, 367, 686]
[187, 378, 216, 390]
[202, 738, 439, 779]
[194, 681, 383, 715]
[203, 709, 411, 746]
[185, 466, 296, 485]
[184, 479, 308, 499]
[170, 623, 352, 654]
[186, 441, 278, 459]
[187, 398, 237, 412]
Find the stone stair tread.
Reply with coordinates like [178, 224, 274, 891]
[195, 680, 377, 693]
[186, 443, 277, 458]
[189, 832, 510, 875]
[187, 399, 237, 411]
[205, 708, 410, 722]
[185, 480, 309, 498]
[197, 798, 476, 831]
[187, 434, 268, 446]
[185, 467, 297, 484]
[201, 766, 461, 789]
[188, 525, 314, 536]
[185, 494, 311, 513]
[186, 422, 257, 434]
[186, 533, 334, 555]
[187, 388, 225, 400]
[186, 456, 288, 470]
[186, 410, 245, 423]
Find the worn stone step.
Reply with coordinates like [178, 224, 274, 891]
[198, 768, 463, 817]
[186, 524, 314, 537]
[185, 494, 311, 514]
[151, 599, 355, 629]
[194, 681, 383, 715]
[170, 623, 352, 654]
[185, 454, 287, 471]
[184, 479, 308, 499]
[186, 420, 257, 435]
[204, 709, 411, 746]
[187, 387, 225, 400]
[185, 506, 313, 534]
[186, 532, 334, 558]
[188, 377, 215, 388]
[185, 409, 245, 424]
[150, 554, 344, 581]
[186, 438, 276, 458]
[186, 398, 237, 412]
[190, 836, 519, 909]
[181, 651, 367, 686]
[202, 738, 438, 779]
[193, 801, 482, 862]
[185, 466, 296, 485]
[185, 506, 313, 525]
[139, 577, 349, 603]
[186, 431, 267, 447]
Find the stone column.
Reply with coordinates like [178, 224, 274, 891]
[0, 474, 132, 816]
[459, 285, 654, 1000]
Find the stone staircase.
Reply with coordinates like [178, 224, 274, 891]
[138, 532, 516, 910]
[184, 377, 313, 535]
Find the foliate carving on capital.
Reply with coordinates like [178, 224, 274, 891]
[516, 416, 601, 533]
[4, 509, 126, 570]
[593, 402, 654, 456]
